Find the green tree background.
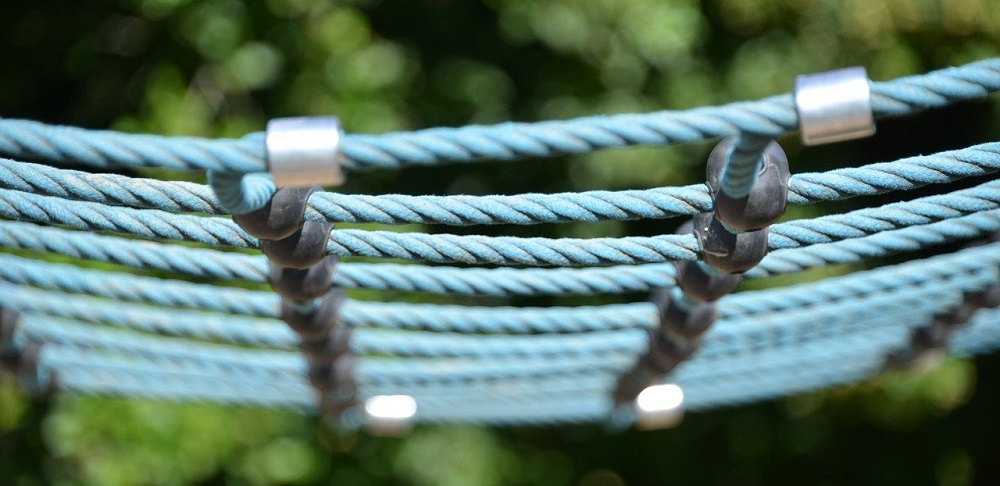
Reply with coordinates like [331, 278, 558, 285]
[2, 0, 1000, 484]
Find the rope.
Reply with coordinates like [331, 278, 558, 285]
[0, 59, 996, 173]
[29, 312, 1000, 425]
[3, 243, 991, 340]
[3, 178, 999, 266]
[2, 209, 997, 302]
[1, 59, 1000, 427]
[718, 132, 773, 199]
[10, 283, 955, 369]
[16, 311, 916, 390]
[6, 141, 1000, 224]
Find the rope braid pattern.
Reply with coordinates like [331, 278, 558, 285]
[2, 208, 998, 298]
[3, 178, 1000, 266]
[2, 242, 994, 339]
[25, 313, 1000, 424]
[1, 58, 1000, 426]
[4, 140, 1000, 224]
[0, 60, 996, 173]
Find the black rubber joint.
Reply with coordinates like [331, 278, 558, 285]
[233, 187, 318, 240]
[693, 212, 768, 274]
[269, 256, 339, 303]
[706, 137, 790, 233]
[261, 221, 334, 269]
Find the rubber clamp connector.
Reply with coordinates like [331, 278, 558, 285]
[672, 220, 742, 301]
[308, 355, 358, 394]
[641, 331, 701, 374]
[707, 137, 790, 232]
[934, 304, 976, 327]
[912, 323, 951, 352]
[965, 285, 1000, 309]
[261, 221, 334, 269]
[693, 212, 768, 274]
[280, 288, 346, 339]
[300, 326, 354, 364]
[654, 290, 716, 338]
[674, 261, 742, 302]
[233, 187, 318, 241]
[269, 256, 338, 303]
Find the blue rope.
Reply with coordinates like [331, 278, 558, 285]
[0, 60, 996, 173]
[6, 141, 1000, 223]
[1, 59, 999, 427]
[717, 132, 773, 199]
[13, 314, 912, 394]
[4, 243, 990, 342]
[1, 234, 995, 339]
[0, 219, 685, 295]
[12, 287, 953, 378]
[28, 312, 1000, 425]
[4, 176, 999, 266]
[3, 207, 998, 300]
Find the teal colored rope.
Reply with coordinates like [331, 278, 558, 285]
[3, 208, 997, 300]
[5, 141, 999, 223]
[1, 59, 1000, 425]
[4, 242, 989, 343]
[2, 238, 995, 338]
[4, 177, 999, 266]
[0, 220, 685, 295]
[17, 315, 912, 394]
[13, 287, 953, 379]
[716, 132, 773, 199]
[0, 59, 996, 173]
[32, 313, 1000, 425]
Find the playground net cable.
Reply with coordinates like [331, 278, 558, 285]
[0, 59, 999, 432]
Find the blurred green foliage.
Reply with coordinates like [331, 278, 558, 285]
[2, 0, 1000, 484]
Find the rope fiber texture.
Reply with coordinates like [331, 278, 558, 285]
[0, 59, 997, 173]
[2, 58, 1000, 427]
[5, 141, 1000, 223]
[3, 177, 1000, 266]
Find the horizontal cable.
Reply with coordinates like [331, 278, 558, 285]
[4, 141, 999, 224]
[25, 324, 901, 396]
[49, 306, 1000, 424]
[23, 318, 905, 393]
[0, 188, 700, 265]
[0, 245, 977, 340]
[0, 242, 677, 298]
[2, 207, 997, 302]
[0, 60, 997, 173]
[3, 178, 999, 266]
[43, 305, 1000, 424]
[13, 287, 952, 374]
[745, 211, 1000, 278]
[39, 296, 1000, 422]
[3, 245, 988, 338]
[20, 315, 648, 361]
[37, 314, 1000, 424]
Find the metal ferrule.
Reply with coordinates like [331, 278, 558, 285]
[266, 117, 344, 188]
[794, 67, 876, 146]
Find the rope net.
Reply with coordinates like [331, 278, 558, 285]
[1, 59, 1000, 430]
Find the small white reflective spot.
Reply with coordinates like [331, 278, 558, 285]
[364, 395, 417, 436]
[365, 394, 417, 419]
[634, 384, 685, 430]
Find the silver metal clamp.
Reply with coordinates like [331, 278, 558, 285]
[266, 117, 344, 187]
[794, 67, 876, 145]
